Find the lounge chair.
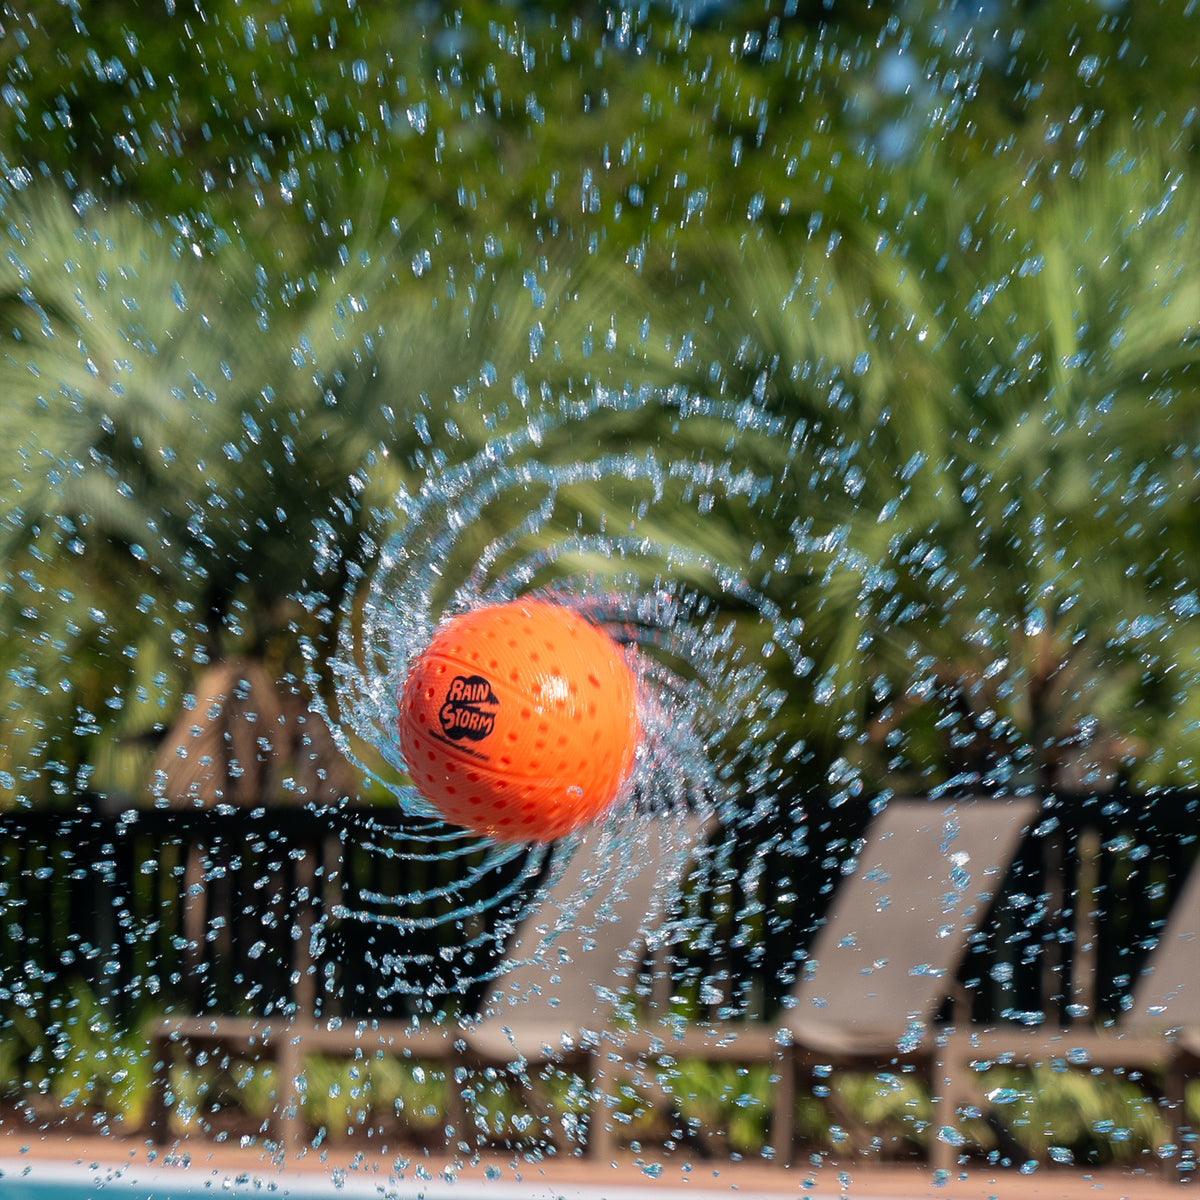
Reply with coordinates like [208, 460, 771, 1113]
[932, 845, 1200, 1177]
[148, 808, 710, 1154]
[607, 796, 1039, 1162]
[451, 810, 712, 1156]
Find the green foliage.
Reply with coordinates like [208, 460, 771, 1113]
[828, 1070, 931, 1156]
[0, 2, 886, 262]
[667, 1058, 773, 1155]
[632, 128, 1200, 793]
[0, 184, 397, 801]
[0, 185, 402, 618]
[961, 1065, 1170, 1167]
[1, 982, 156, 1129]
[0, 1, 429, 244]
[4, 0, 1199, 278]
[4, 0, 1200, 805]
[300, 1054, 447, 1143]
[164, 1056, 277, 1138]
[5, 997, 1198, 1168]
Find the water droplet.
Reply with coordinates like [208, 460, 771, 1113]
[311, 388, 806, 999]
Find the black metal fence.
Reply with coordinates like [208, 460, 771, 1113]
[958, 790, 1200, 1025]
[0, 790, 1197, 1033]
[0, 803, 539, 1027]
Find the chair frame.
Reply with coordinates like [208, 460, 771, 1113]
[930, 845, 1200, 1179]
[148, 811, 708, 1156]
[603, 796, 1040, 1163]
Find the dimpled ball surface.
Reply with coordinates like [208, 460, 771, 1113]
[398, 599, 641, 842]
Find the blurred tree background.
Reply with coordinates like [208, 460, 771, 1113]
[1, 0, 1199, 814]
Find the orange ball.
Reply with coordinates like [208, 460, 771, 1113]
[397, 600, 641, 842]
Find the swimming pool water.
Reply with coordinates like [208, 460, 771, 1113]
[0, 1159, 511, 1200]
[0, 1158, 803, 1200]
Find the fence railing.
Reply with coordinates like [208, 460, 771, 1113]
[0, 803, 538, 1026]
[0, 790, 1196, 1032]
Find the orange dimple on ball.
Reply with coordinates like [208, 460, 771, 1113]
[397, 600, 641, 842]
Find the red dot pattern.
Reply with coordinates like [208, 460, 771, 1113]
[397, 600, 641, 842]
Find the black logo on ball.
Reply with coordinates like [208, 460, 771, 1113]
[439, 675, 499, 741]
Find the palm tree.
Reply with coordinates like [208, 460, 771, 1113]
[573, 214, 957, 777]
[0, 180, 679, 809]
[635, 134, 1200, 797]
[881, 135, 1200, 793]
[0, 186, 404, 807]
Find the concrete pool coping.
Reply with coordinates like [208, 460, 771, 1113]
[0, 1128, 1188, 1200]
